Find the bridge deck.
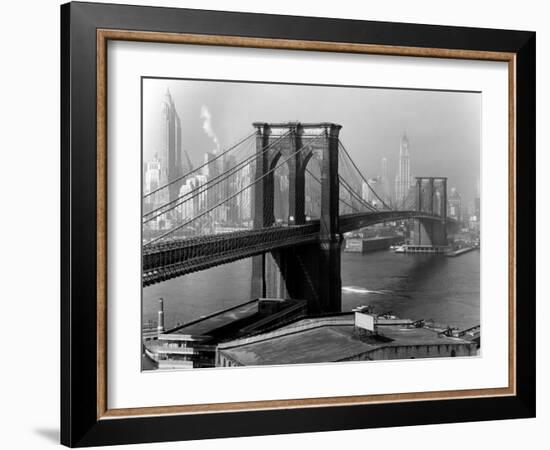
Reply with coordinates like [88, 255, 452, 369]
[143, 211, 450, 286]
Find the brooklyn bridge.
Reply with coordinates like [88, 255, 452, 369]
[142, 122, 453, 314]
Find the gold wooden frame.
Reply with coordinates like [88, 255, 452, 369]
[96, 29, 516, 420]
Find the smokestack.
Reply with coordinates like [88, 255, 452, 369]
[157, 298, 165, 335]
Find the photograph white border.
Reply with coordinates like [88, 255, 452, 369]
[107, 40, 509, 410]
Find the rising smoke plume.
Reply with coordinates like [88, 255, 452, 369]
[200, 105, 220, 153]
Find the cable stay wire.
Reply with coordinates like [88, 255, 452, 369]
[304, 168, 360, 214]
[146, 133, 324, 245]
[339, 197, 360, 213]
[397, 188, 416, 211]
[145, 133, 325, 247]
[143, 130, 292, 222]
[338, 139, 393, 211]
[338, 172, 378, 212]
[143, 132, 292, 225]
[144, 129, 290, 218]
[338, 147, 384, 213]
[144, 130, 256, 200]
[337, 149, 375, 212]
[144, 146, 253, 223]
[339, 176, 379, 212]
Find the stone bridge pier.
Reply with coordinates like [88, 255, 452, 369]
[412, 177, 448, 247]
[251, 122, 343, 314]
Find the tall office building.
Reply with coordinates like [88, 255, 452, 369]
[362, 177, 382, 207]
[380, 157, 390, 204]
[176, 174, 209, 223]
[474, 178, 481, 221]
[160, 88, 183, 203]
[236, 165, 252, 223]
[394, 133, 412, 205]
[144, 155, 171, 231]
[448, 187, 463, 221]
[144, 155, 167, 216]
[361, 181, 369, 204]
[177, 181, 195, 221]
[144, 157, 161, 199]
[193, 174, 208, 214]
[223, 155, 239, 223]
[202, 151, 221, 210]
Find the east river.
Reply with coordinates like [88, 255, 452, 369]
[143, 249, 480, 331]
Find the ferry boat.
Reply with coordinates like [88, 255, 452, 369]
[344, 236, 401, 253]
[392, 244, 447, 254]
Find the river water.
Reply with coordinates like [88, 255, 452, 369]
[143, 249, 480, 331]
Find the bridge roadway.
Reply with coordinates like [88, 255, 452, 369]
[142, 211, 450, 287]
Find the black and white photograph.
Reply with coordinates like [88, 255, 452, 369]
[0, 0, 542, 446]
[141, 78, 481, 371]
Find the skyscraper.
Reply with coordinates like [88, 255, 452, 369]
[380, 157, 390, 204]
[160, 88, 183, 203]
[474, 178, 480, 221]
[362, 177, 382, 207]
[448, 187, 463, 221]
[394, 133, 412, 205]
[177, 181, 195, 220]
[144, 157, 161, 197]
[236, 165, 252, 223]
[144, 155, 164, 214]
[361, 181, 370, 204]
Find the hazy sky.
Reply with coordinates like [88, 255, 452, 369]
[143, 78, 481, 203]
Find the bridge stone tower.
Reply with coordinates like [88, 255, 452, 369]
[413, 177, 448, 247]
[251, 122, 343, 314]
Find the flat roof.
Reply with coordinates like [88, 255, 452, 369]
[168, 301, 259, 336]
[219, 316, 473, 366]
[221, 325, 375, 366]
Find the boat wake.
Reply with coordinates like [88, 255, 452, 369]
[342, 286, 392, 295]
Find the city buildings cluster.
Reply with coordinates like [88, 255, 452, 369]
[143, 90, 480, 236]
[143, 89, 253, 236]
[359, 132, 480, 232]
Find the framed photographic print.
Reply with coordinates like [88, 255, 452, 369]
[60, 1, 535, 447]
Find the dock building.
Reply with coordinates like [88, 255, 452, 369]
[216, 307, 478, 367]
[144, 298, 307, 369]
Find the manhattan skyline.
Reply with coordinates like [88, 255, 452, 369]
[143, 78, 481, 205]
